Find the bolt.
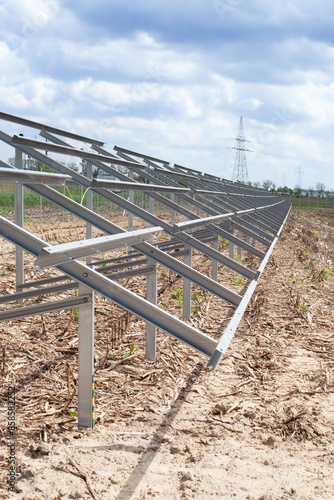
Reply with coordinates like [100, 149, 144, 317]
[83, 272, 88, 277]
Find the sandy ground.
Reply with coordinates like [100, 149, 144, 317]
[0, 207, 333, 499]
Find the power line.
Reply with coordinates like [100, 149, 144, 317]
[253, 150, 331, 166]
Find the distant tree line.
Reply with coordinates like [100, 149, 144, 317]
[247, 179, 333, 197]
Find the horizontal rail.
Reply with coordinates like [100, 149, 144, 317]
[0, 295, 91, 322]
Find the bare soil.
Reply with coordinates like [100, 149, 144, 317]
[0, 208, 333, 500]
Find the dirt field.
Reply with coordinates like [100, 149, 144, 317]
[0, 208, 333, 500]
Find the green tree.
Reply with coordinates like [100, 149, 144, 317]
[316, 182, 325, 197]
[262, 179, 273, 190]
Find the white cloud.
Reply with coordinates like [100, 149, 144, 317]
[0, 1, 334, 190]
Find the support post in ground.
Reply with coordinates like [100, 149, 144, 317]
[237, 230, 242, 260]
[78, 283, 95, 429]
[15, 149, 24, 291]
[212, 236, 219, 281]
[183, 244, 192, 320]
[86, 162, 93, 265]
[146, 257, 157, 361]
[229, 227, 234, 260]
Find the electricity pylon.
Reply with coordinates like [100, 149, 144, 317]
[231, 116, 251, 183]
[296, 164, 302, 190]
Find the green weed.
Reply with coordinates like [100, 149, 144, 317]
[122, 344, 138, 359]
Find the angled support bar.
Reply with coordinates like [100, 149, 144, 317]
[209, 224, 266, 259]
[11, 135, 142, 170]
[35, 227, 161, 269]
[0, 111, 104, 146]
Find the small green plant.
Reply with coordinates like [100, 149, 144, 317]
[170, 289, 204, 314]
[68, 411, 78, 417]
[190, 291, 205, 314]
[122, 344, 138, 359]
[324, 268, 331, 280]
[98, 253, 108, 268]
[171, 289, 183, 308]
[296, 305, 308, 313]
[233, 278, 245, 286]
[289, 275, 305, 288]
[73, 308, 79, 321]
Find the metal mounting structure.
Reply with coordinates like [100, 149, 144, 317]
[0, 111, 291, 429]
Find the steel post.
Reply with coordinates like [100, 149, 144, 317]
[78, 283, 95, 428]
[86, 162, 93, 265]
[183, 245, 192, 320]
[146, 258, 157, 361]
[15, 149, 24, 290]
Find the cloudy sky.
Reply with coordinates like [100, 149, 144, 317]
[0, 0, 334, 190]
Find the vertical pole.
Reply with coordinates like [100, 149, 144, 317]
[171, 193, 175, 225]
[128, 170, 134, 231]
[15, 149, 24, 291]
[127, 172, 134, 259]
[212, 236, 218, 281]
[62, 186, 65, 222]
[237, 230, 242, 260]
[183, 244, 192, 320]
[149, 194, 154, 215]
[78, 284, 95, 429]
[148, 185, 155, 227]
[229, 227, 234, 260]
[86, 163, 93, 265]
[146, 258, 157, 361]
